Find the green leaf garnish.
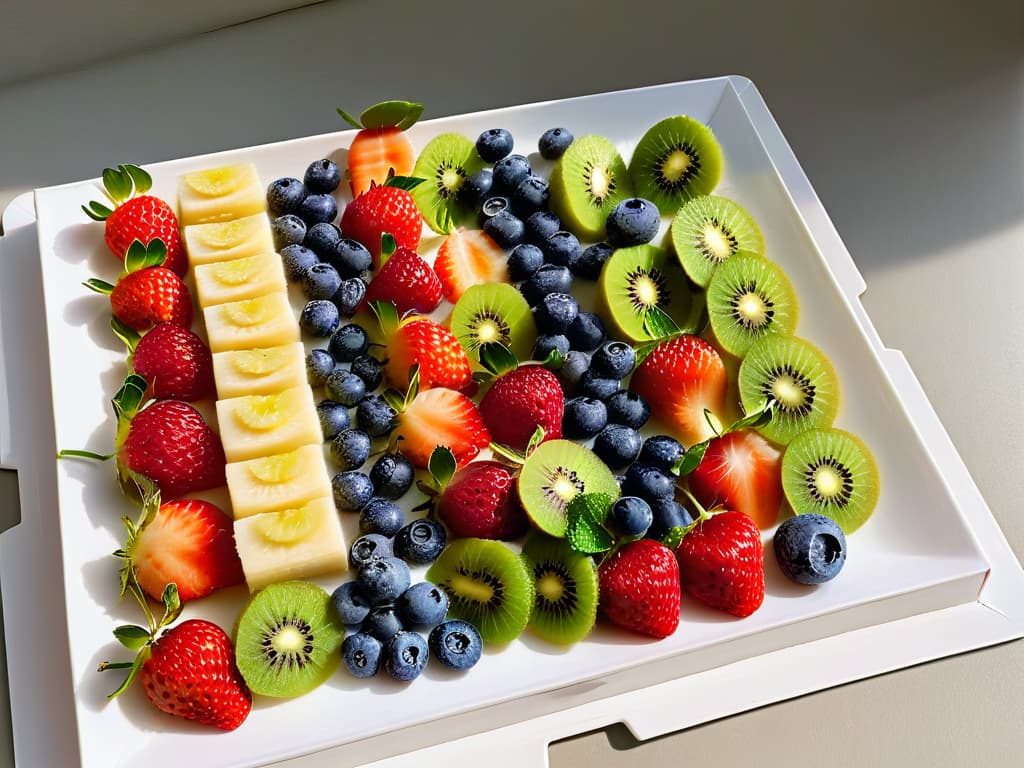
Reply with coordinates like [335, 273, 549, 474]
[81, 201, 114, 221]
[671, 440, 710, 476]
[428, 446, 457, 490]
[113, 624, 151, 650]
[642, 306, 681, 340]
[123, 238, 166, 272]
[336, 107, 362, 129]
[103, 166, 133, 204]
[380, 232, 397, 264]
[565, 493, 615, 554]
[360, 100, 423, 130]
[121, 164, 152, 195]
[479, 342, 518, 377]
[381, 388, 405, 415]
[730, 401, 774, 431]
[110, 317, 141, 354]
[384, 176, 426, 191]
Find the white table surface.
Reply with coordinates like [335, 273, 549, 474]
[1, 0, 1022, 765]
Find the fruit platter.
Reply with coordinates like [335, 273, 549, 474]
[0, 78, 1005, 768]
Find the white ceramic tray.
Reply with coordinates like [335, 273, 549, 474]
[1, 77, 1022, 768]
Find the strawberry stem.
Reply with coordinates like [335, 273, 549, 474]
[57, 449, 113, 461]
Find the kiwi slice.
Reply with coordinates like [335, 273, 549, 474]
[234, 581, 343, 698]
[670, 195, 764, 287]
[548, 135, 634, 240]
[450, 283, 537, 363]
[597, 244, 696, 342]
[738, 335, 839, 445]
[518, 439, 620, 537]
[522, 532, 599, 645]
[426, 538, 534, 644]
[628, 115, 724, 215]
[782, 428, 880, 533]
[410, 133, 485, 233]
[707, 253, 799, 358]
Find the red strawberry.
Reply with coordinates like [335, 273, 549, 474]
[674, 510, 765, 618]
[393, 387, 491, 469]
[433, 227, 509, 303]
[478, 365, 563, 451]
[122, 321, 215, 401]
[385, 317, 472, 392]
[82, 163, 187, 276]
[688, 430, 783, 529]
[340, 181, 423, 266]
[361, 246, 442, 316]
[338, 100, 422, 197]
[598, 539, 681, 639]
[629, 334, 728, 446]
[436, 460, 529, 540]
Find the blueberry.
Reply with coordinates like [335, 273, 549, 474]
[393, 519, 447, 565]
[304, 158, 342, 194]
[368, 452, 414, 500]
[357, 395, 396, 437]
[639, 435, 685, 471]
[774, 514, 848, 585]
[521, 264, 573, 306]
[298, 193, 338, 225]
[385, 631, 428, 681]
[578, 371, 620, 401]
[358, 556, 412, 606]
[483, 210, 525, 249]
[280, 244, 320, 282]
[328, 238, 373, 278]
[429, 620, 482, 671]
[590, 341, 636, 379]
[606, 390, 650, 429]
[605, 197, 660, 247]
[538, 127, 574, 160]
[533, 334, 570, 361]
[331, 428, 372, 470]
[556, 350, 590, 394]
[459, 168, 494, 207]
[267, 177, 307, 215]
[325, 369, 367, 407]
[534, 292, 579, 334]
[541, 231, 582, 269]
[476, 128, 515, 162]
[332, 470, 375, 512]
[302, 262, 343, 300]
[507, 243, 545, 282]
[396, 581, 449, 626]
[348, 532, 394, 570]
[317, 399, 351, 440]
[524, 210, 562, 245]
[479, 196, 511, 224]
[647, 498, 695, 540]
[492, 154, 532, 193]
[300, 299, 340, 337]
[332, 277, 367, 318]
[331, 581, 372, 625]
[592, 424, 643, 470]
[363, 606, 405, 642]
[566, 312, 606, 352]
[574, 242, 614, 281]
[610, 496, 653, 537]
[341, 632, 382, 678]
[303, 223, 342, 261]
[359, 497, 405, 537]
[271, 214, 307, 249]
[328, 323, 370, 363]
[306, 349, 336, 386]
[513, 175, 549, 213]
[622, 462, 675, 502]
[562, 397, 608, 439]
[350, 354, 384, 391]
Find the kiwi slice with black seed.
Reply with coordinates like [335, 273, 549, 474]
[522, 532, 599, 645]
[782, 428, 880, 533]
[518, 439, 620, 537]
[426, 538, 534, 644]
[738, 335, 839, 445]
[548, 135, 634, 240]
[670, 195, 764, 287]
[411, 133, 485, 233]
[597, 244, 696, 342]
[450, 283, 537, 363]
[234, 580, 343, 698]
[707, 253, 799, 357]
[628, 116, 724, 215]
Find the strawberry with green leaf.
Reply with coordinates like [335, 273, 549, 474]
[112, 319, 214, 402]
[338, 100, 423, 197]
[361, 244, 442, 316]
[339, 176, 425, 266]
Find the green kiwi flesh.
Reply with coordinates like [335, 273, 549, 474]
[598, 244, 696, 342]
[707, 253, 799, 358]
[426, 538, 534, 644]
[450, 282, 537, 363]
[782, 428, 880, 533]
[234, 581, 343, 698]
[548, 135, 634, 240]
[628, 116, 724, 215]
[738, 335, 839, 445]
[410, 133, 485, 233]
[518, 439, 620, 537]
[671, 194, 764, 287]
[522, 532, 599, 645]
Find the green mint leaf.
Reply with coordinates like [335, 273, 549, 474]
[103, 166, 133, 204]
[384, 175, 426, 191]
[336, 107, 363, 129]
[113, 624, 151, 650]
[121, 164, 152, 195]
[428, 446, 457, 490]
[360, 100, 423, 130]
[642, 306, 681, 340]
[672, 440, 709, 476]
[565, 493, 615, 554]
[479, 342, 518, 376]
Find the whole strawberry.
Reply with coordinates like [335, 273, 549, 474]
[478, 364, 563, 451]
[122, 321, 215, 401]
[385, 317, 472, 392]
[674, 510, 765, 618]
[83, 163, 187, 276]
[436, 460, 529, 540]
[361, 245, 442, 316]
[340, 178, 423, 266]
[598, 539, 680, 639]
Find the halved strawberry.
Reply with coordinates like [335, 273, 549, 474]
[338, 100, 422, 197]
[434, 227, 509, 303]
[629, 335, 728, 446]
[385, 317, 472, 392]
[393, 387, 490, 468]
[687, 429, 783, 529]
[361, 246, 442, 316]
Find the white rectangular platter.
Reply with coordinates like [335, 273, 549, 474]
[1, 77, 1017, 768]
